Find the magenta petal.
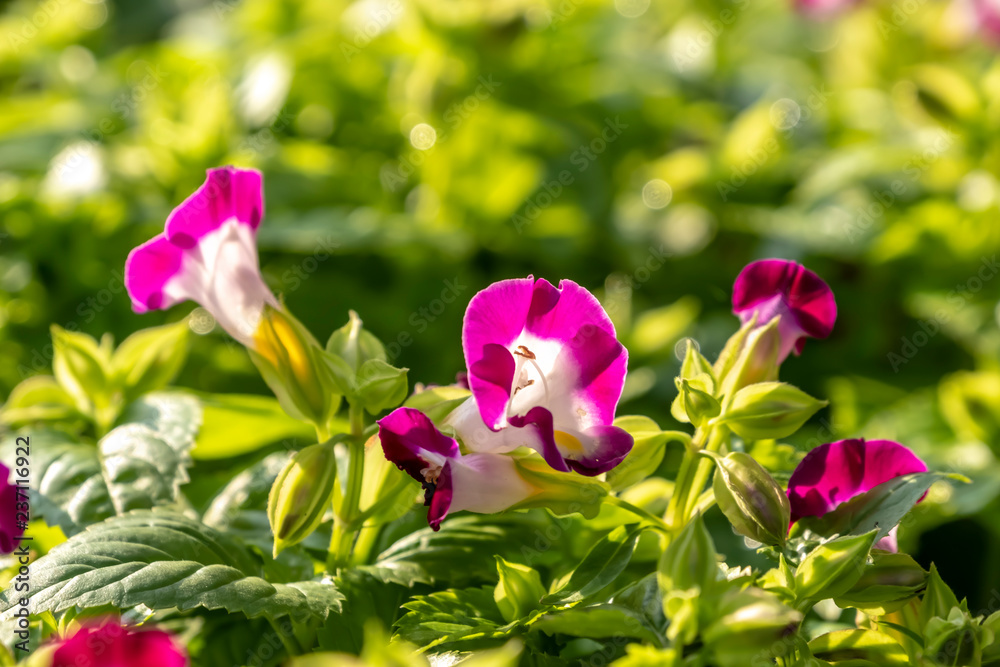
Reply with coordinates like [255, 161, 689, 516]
[0, 464, 24, 555]
[378, 407, 459, 483]
[732, 258, 837, 341]
[467, 343, 516, 431]
[787, 439, 928, 523]
[525, 278, 618, 343]
[427, 461, 454, 531]
[559, 321, 628, 427]
[164, 167, 263, 247]
[124, 234, 185, 313]
[53, 622, 188, 667]
[566, 425, 634, 476]
[507, 406, 570, 473]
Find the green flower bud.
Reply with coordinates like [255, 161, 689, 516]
[920, 563, 961, 632]
[326, 310, 388, 372]
[703, 588, 803, 667]
[717, 381, 827, 441]
[679, 338, 715, 383]
[494, 557, 546, 623]
[794, 530, 878, 603]
[671, 374, 720, 427]
[659, 514, 718, 596]
[250, 305, 340, 426]
[324, 311, 408, 416]
[834, 551, 926, 614]
[717, 316, 781, 398]
[707, 451, 790, 547]
[267, 441, 338, 557]
[925, 608, 982, 667]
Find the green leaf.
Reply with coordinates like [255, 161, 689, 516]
[795, 472, 967, 543]
[355, 359, 409, 415]
[0, 393, 202, 534]
[403, 385, 471, 423]
[808, 629, 910, 666]
[192, 393, 316, 460]
[0, 509, 341, 621]
[606, 416, 690, 492]
[0, 376, 82, 427]
[395, 586, 509, 651]
[542, 524, 645, 605]
[531, 604, 664, 644]
[795, 530, 879, 603]
[110, 320, 190, 401]
[51, 324, 116, 427]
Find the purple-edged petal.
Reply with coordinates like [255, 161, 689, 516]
[566, 425, 634, 476]
[164, 167, 263, 247]
[524, 278, 618, 343]
[124, 234, 185, 313]
[787, 439, 928, 523]
[0, 464, 24, 555]
[52, 621, 188, 667]
[468, 343, 516, 431]
[732, 259, 836, 361]
[556, 322, 628, 428]
[508, 406, 569, 472]
[427, 461, 454, 531]
[378, 407, 459, 483]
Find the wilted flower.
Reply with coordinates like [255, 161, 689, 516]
[451, 277, 632, 475]
[378, 407, 535, 530]
[125, 167, 277, 347]
[787, 438, 928, 551]
[52, 620, 188, 667]
[732, 259, 836, 364]
[0, 463, 24, 554]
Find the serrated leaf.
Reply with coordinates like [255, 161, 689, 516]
[0, 509, 341, 621]
[395, 586, 508, 650]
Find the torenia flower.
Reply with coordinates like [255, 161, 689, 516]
[125, 167, 277, 346]
[378, 408, 535, 530]
[453, 277, 633, 476]
[787, 439, 928, 551]
[973, 0, 1000, 42]
[52, 620, 187, 667]
[0, 463, 24, 554]
[732, 259, 836, 364]
[126, 167, 333, 423]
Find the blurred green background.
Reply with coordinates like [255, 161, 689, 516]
[2, 0, 1000, 608]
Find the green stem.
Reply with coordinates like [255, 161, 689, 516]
[664, 427, 707, 529]
[267, 617, 303, 657]
[606, 496, 671, 534]
[326, 404, 366, 572]
[681, 425, 728, 520]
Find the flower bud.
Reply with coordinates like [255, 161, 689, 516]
[251, 305, 339, 426]
[703, 588, 803, 667]
[708, 451, 790, 547]
[679, 338, 714, 383]
[671, 375, 720, 427]
[494, 557, 546, 623]
[717, 316, 781, 398]
[659, 515, 718, 596]
[794, 530, 878, 603]
[718, 381, 827, 440]
[833, 551, 926, 614]
[267, 441, 338, 556]
[925, 608, 982, 667]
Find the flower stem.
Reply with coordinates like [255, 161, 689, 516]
[663, 425, 729, 533]
[326, 404, 366, 572]
[605, 495, 671, 534]
[681, 426, 728, 520]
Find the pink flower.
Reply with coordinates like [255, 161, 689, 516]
[378, 407, 535, 530]
[732, 259, 837, 363]
[0, 463, 25, 554]
[452, 277, 633, 476]
[787, 439, 928, 551]
[973, 0, 1000, 42]
[125, 167, 278, 347]
[52, 620, 187, 667]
